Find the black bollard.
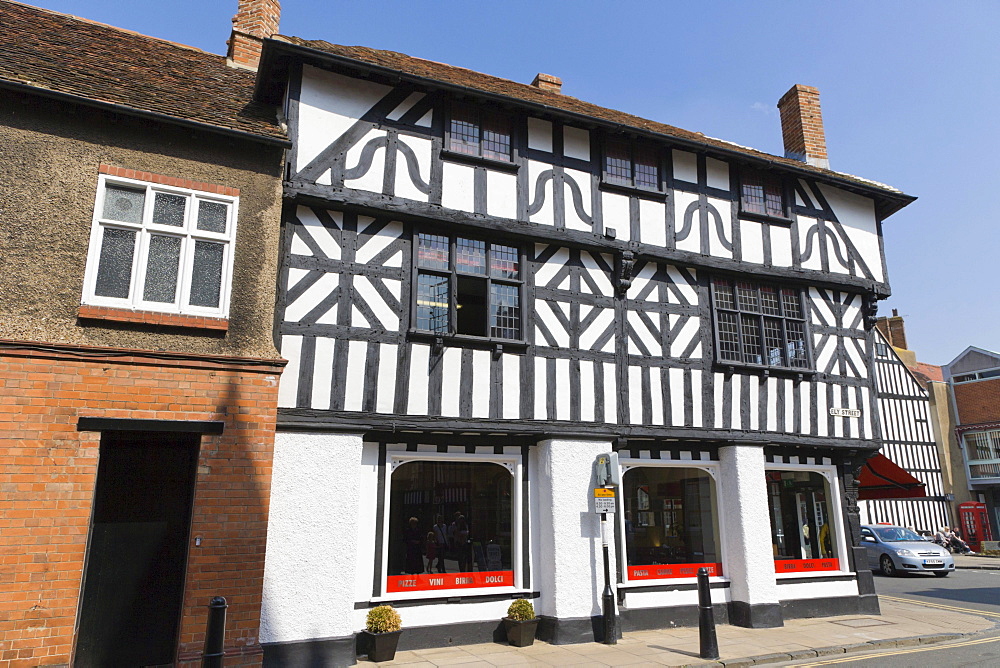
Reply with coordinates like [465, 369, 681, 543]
[600, 513, 618, 644]
[203, 596, 228, 668]
[697, 567, 719, 660]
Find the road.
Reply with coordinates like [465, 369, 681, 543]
[782, 568, 1000, 667]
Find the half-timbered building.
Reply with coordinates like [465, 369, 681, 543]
[247, 8, 916, 663]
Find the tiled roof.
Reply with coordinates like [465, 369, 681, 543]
[272, 36, 912, 202]
[0, 1, 285, 142]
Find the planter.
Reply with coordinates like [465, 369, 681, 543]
[503, 617, 539, 647]
[361, 629, 402, 662]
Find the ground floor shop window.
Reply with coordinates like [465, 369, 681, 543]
[385, 458, 516, 593]
[767, 469, 840, 573]
[622, 465, 722, 580]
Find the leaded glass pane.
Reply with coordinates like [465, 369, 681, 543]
[490, 283, 520, 339]
[763, 317, 785, 367]
[740, 315, 763, 364]
[417, 233, 449, 270]
[736, 282, 759, 312]
[713, 279, 735, 310]
[152, 192, 186, 227]
[456, 238, 486, 275]
[142, 235, 181, 303]
[605, 140, 630, 184]
[717, 312, 741, 362]
[481, 112, 511, 161]
[450, 105, 479, 156]
[416, 273, 449, 333]
[94, 227, 136, 298]
[785, 320, 808, 368]
[189, 240, 224, 308]
[490, 244, 519, 279]
[634, 146, 658, 189]
[197, 200, 228, 233]
[742, 169, 784, 217]
[781, 289, 801, 318]
[102, 186, 145, 224]
[760, 286, 781, 315]
[741, 172, 766, 215]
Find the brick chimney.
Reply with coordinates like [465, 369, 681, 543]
[531, 73, 562, 93]
[777, 84, 829, 169]
[875, 309, 909, 350]
[227, 0, 281, 71]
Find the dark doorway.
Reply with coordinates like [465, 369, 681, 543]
[75, 430, 200, 667]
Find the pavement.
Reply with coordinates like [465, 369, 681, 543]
[364, 556, 1000, 667]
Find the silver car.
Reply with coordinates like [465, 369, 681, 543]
[860, 525, 955, 577]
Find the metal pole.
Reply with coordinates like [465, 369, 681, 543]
[697, 567, 719, 659]
[600, 513, 617, 645]
[203, 596, 228, 668]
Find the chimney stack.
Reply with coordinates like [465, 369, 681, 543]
[875, 312, 909, 350]
[531, 73, 562, 93]
[227, 0, 281, 71]
[777, 84, 829, 169]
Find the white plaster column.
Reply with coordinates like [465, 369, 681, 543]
[718, 444, 783, 628]
[260, 431, 364, 658]
[533, 437, 617, 643]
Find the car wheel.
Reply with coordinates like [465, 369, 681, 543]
[880, 555, 896, 577]
[933, 571, 949, 578]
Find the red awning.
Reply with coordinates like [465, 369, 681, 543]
[858, 453, 927, 500]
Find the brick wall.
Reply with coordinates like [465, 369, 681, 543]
[0, 341, 282, 667]
[954, 377, 1000, 426]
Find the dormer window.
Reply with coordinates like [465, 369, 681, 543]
[740, 168, 787, 219]
[604, 138, 659, 190]
[448, 103, 511, 162]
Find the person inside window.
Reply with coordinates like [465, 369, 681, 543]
[403, 517, 425, 574]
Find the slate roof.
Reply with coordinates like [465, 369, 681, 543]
[0, 1, 285, 143]
[269, 36, 913, 207]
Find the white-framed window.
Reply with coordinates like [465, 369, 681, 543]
[766, 463, 848, 577]
[82, 175, 239, 317]
[618, 459, 725, 583]
[380, 451, 523, 598]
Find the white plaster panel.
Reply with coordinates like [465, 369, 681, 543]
[564, 168, 593, 233]
[533, 245, 568, 287]
[800, 381, 811, 434]
[294, 206, 341, 259]
[344, 128, 387, 194]
[604, 362, 618, 424]
[534, 438, 616, 619]
[394, 135, 432, 203]
[579, 360, 595, 422]
[441, 161, 475, 213]
[797, 216, 823, 271]
[731, 375, 742, 428]
[536, 301, 571, 348]
[816, 382, 828, 437]
[354, 277, 399, 331]
[628, 310, 659, 357]
[649, 366, 664, 426]
[672, 368, 687, 427]
[740, 219, 764, 264]
[690, 370, 703, 428]
[708, 197, 733, 259]
[502, 353, 521, 420]
[311, 337, 334, 410]
[284, 272, 338, 323]
[769, 223, 793, 268]
[556, 358, 571, 420]
[376, 343, 397, 413]
[748, 375, 760, 431]
[528, 160, 555, 226]
[344, 340, 367, 411]
[639, 199, 667, 247]
[350, 305, 370, 329]
[775, 578, 859, 600]
[581, 252, 614, 296]
[628, 365, 642, 424]
[441, 347, 461, 417]
[563, 126, 591, 161]
[354, 443, 380, 601]
[705, 157, 730, 191]
[666, 265, 698, 305]
[356, 220, 402, 266]
[534, 357, 547, 420]
[261, 432, 365, 642]
[713, 372, 725, 429]
[527, 117, 553, 152]
[277, 335, 302, 408]
[386, 91, 424, 121]
[674, 190, 700, 254]
[601, 191, 630, 241]
[624, 586, 730, 610]
[784, 378, 794, 433]
[486, 170, 517, 219]
[672, 149, 698, 184]
[579, 307, 614, 352]
[296, 66, 391, 173]
[718, 445, 780, 607]
[672, 315, 701, 359]
[407, 344, 430, 415]
[472, 349, 491, 418]
[817, 183, 883, 282]
[766, 377, 779, 432]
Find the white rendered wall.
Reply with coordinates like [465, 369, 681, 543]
[261, 431, 365, 643]
[533, 438, 617, 621]
[718, 445, 780, 609]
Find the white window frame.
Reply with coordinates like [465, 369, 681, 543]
[81, 174, 239, 318]
[375, 451, 525, 601]
[617, 459, 728, 585]
[765, 462, 851, 580]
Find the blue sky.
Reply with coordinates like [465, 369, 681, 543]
[34, 0, 999, 365]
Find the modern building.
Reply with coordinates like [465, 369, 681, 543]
[0, 2, 286, 665]
[238, 2, 916, 664]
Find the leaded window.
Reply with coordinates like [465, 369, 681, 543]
[712, 277, 810, 370]
[740, 168, 786, 218]
[415, 232, 521, 340]
[448, 104, 512, 162]
[604, 138, 659, 190]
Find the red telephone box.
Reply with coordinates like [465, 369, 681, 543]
[958, 502, 993, 552]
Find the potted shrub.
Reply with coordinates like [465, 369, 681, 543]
[362, 605, 402, 662]
[503, 598, 538, 647]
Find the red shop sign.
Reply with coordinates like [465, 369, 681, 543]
[774, 558, 840, 573]
[386, 570, 514, 593]
[628, 563, 723, 580]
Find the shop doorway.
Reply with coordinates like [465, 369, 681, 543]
[75, 430, 199, 666]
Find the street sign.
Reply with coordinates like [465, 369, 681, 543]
[594, 487, 616, 514]
[829, 407, 862, 417]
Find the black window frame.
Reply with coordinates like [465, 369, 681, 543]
[412, 230, 524, 343]
[738, 167, 790, 222]
[601, 135, 663, 193]
[710, 276, 813, 372]
[443, 102, 515, 166]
